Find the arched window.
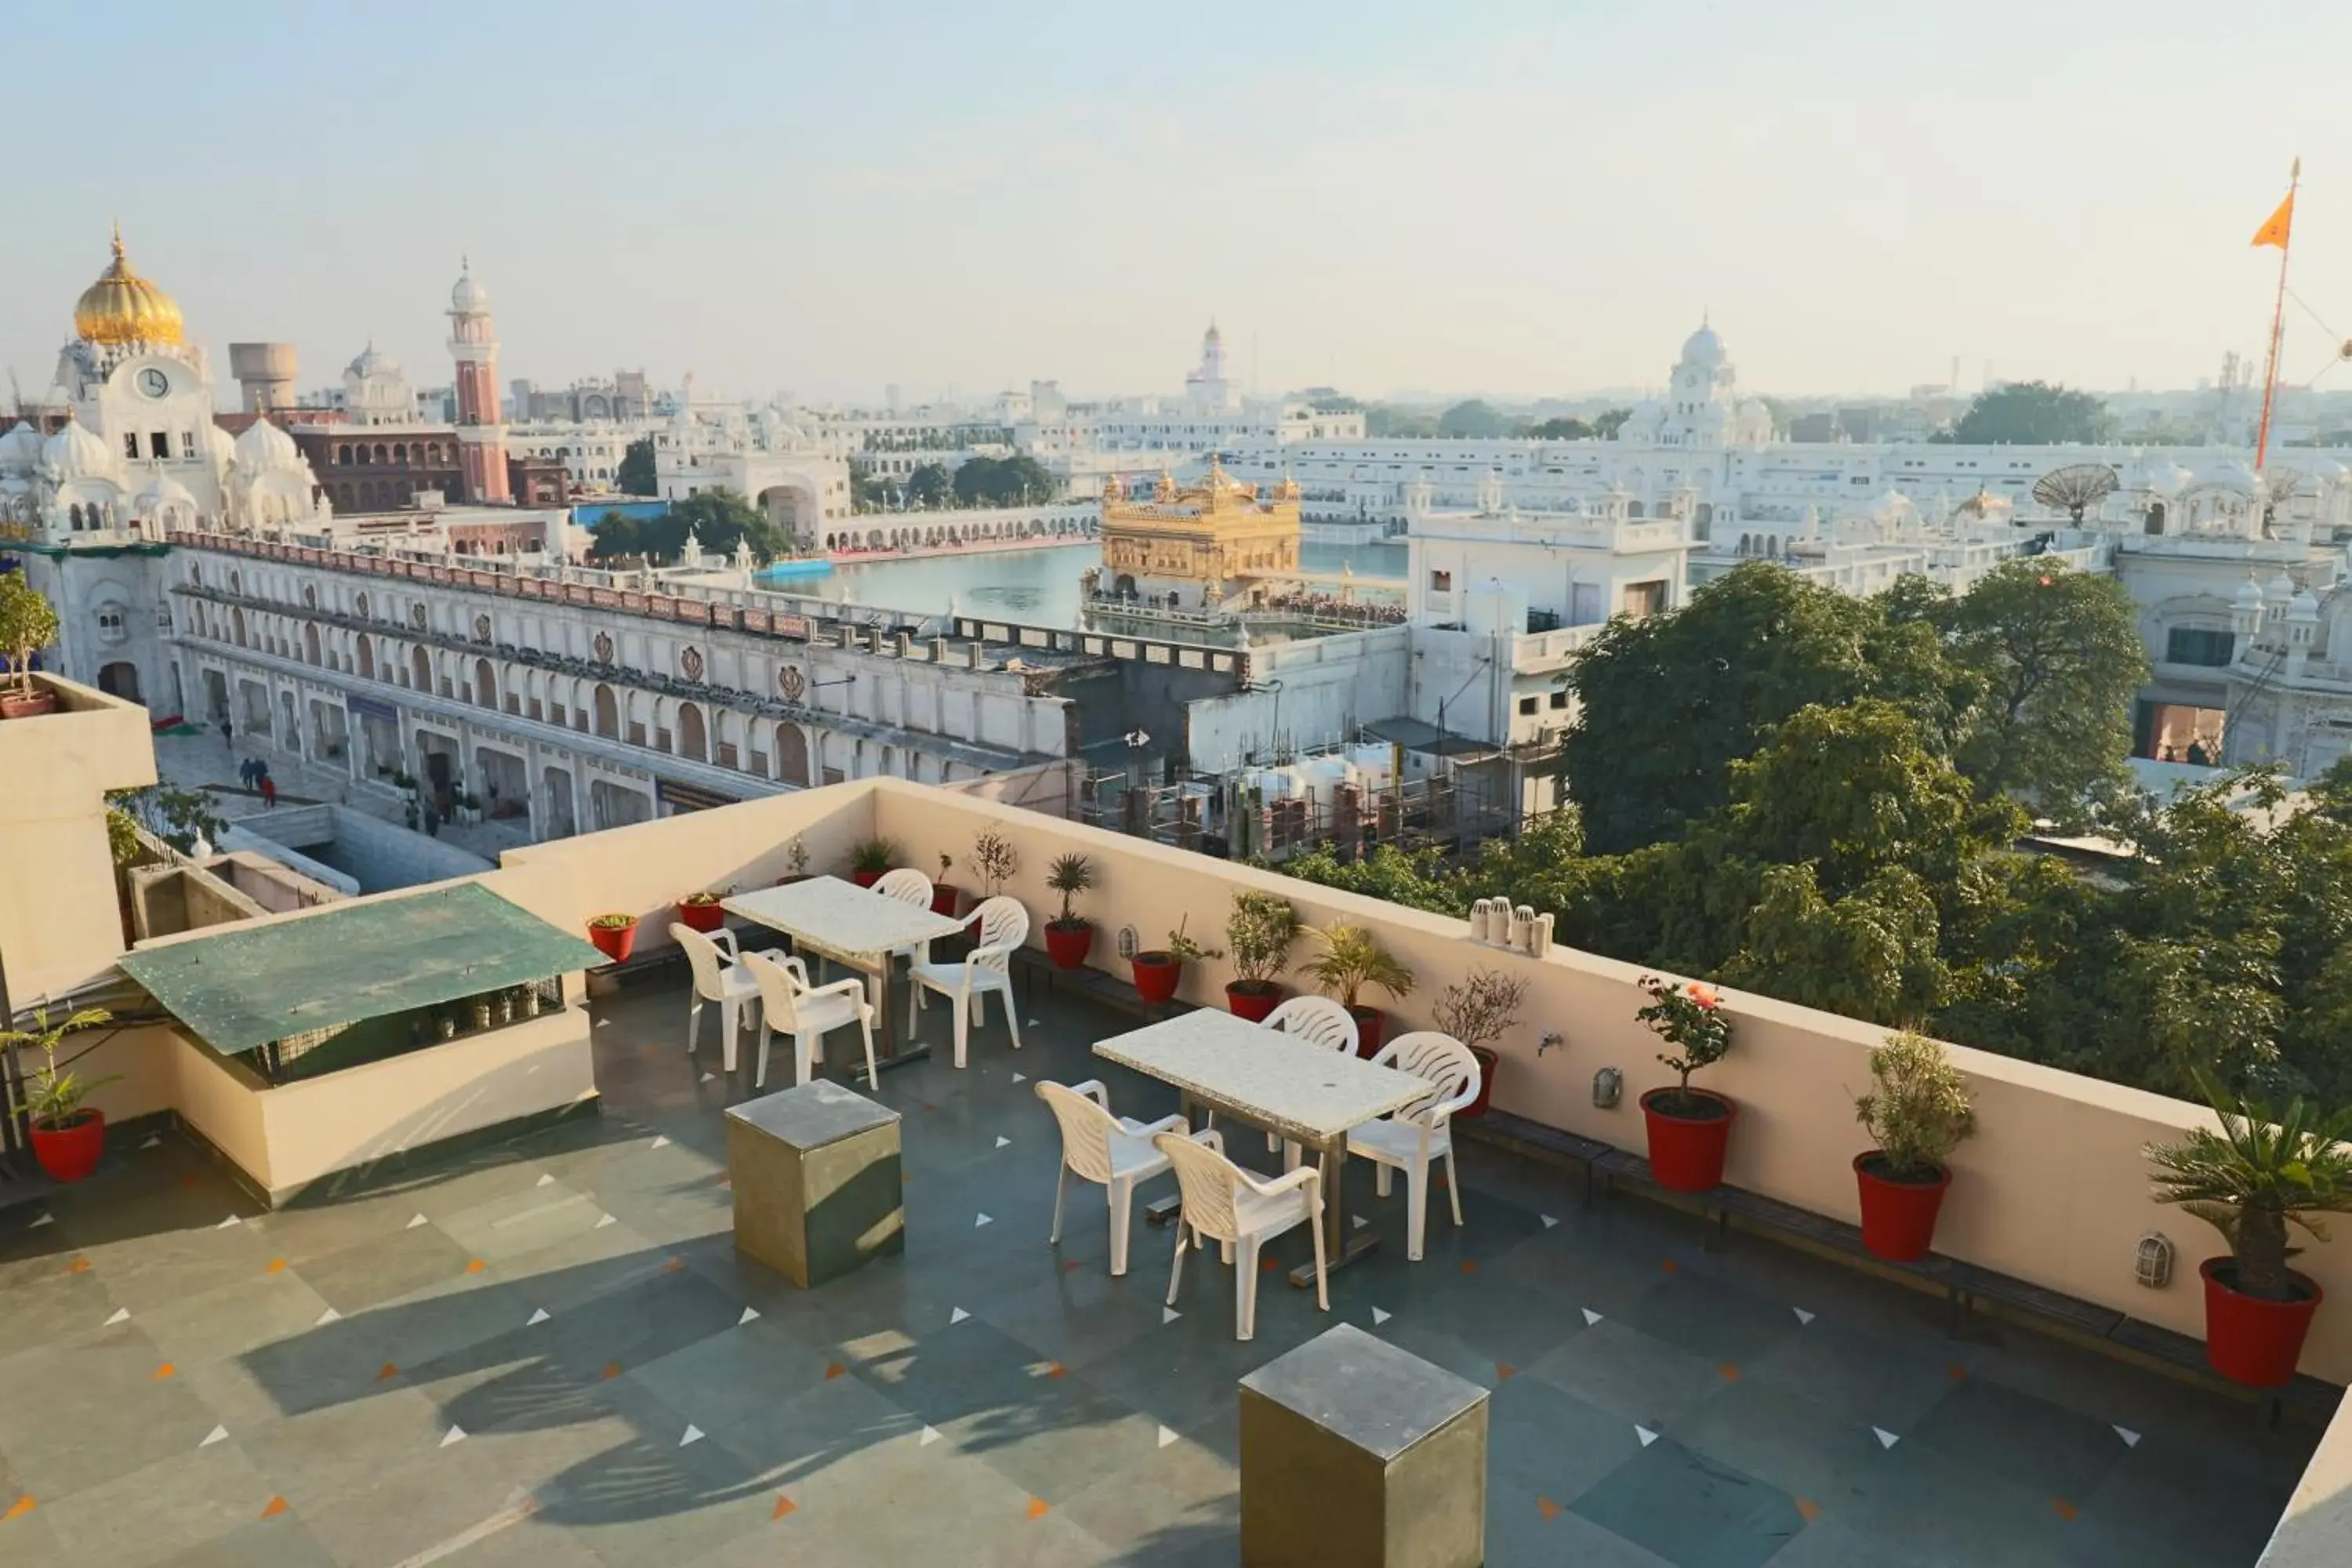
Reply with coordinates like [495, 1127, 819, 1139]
[68, 503, 83, 530]
[373, 444, 389, 465]
[474, 658, 496, 709]
[231, 608, 247, 646]
[593, 684, 619, 739]
[775, 724, 810, 786]
[676, 702, 707, 761]
[410, 646, 430, 691]
[358, 639, 376, 681]
[303, 624, 321, 664]
[336, 483, 355, 510]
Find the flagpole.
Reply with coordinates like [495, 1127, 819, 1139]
[2254, 156, 2302, 474]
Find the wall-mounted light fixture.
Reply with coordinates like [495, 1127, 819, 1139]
[1116, 924, 1139, 960]
[1592, 1066, 1623, 1109]
[2135, 1231, 2174, 1290]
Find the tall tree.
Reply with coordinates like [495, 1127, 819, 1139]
[587, 488, 782, 564]
[1591, 407, 1634, 438]
[1941, 380, 2115, 445]
[1527, 416, 1595, 440]
[1437, 400, 1510, 439]
[615, 437, 657, 496]
[907, 463, 953, 509]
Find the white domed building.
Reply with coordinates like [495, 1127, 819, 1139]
[341, 343, 418, 426]
[1615, 319, 1773, 448]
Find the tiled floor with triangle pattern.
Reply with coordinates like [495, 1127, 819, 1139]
[0, 975, 2326, 1566]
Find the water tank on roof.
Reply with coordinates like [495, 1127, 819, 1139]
[1303, 757, 1354, 813]
[1348, 743, 1396, 793]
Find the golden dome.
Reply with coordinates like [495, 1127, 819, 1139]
[74, 227, 185, 347]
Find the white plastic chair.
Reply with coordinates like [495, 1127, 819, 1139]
[873, 867, 934, 909]
[673, 923, 786, 1073]
[1036, 1080, 1187, 1276]
[1348, 1031, 1482, 1261]
[743, 951, 877, 1091]
[1155, 1128, 1327, 1340]
[909, 895, 1029, 1067]
[1257, 996, 1362, 1163]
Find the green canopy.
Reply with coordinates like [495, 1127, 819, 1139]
[116, 883, 605, 1056]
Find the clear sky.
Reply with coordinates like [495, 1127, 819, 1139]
[10, 1, 2350, 407]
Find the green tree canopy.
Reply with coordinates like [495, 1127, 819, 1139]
[1941, 380, 2115, 445]
[1366, 406, 1439, 438]
[1591, 407, 1634, 438]
[906, 463, 953, 509]
[615, 437, 657, 497]
[951, 455, 1058, 507]
[1436, 400, 1511, 439]
[1527, 416, 1595, 440]
[587, 488, 786, 564]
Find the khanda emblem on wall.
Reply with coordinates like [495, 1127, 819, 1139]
[681, 645, 705, 682]
[593, 630, 615, 663]
[778, 665, 806, 701]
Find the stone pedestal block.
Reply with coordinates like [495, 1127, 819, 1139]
[725, 1080, 902, 1288]
[1237, 1323, 1489, 1568]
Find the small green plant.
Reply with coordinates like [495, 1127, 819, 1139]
[1160, 916, 1222, 966]
[681, 891, 722, 908]
[848, 835, 900, 875]
[2149, 1073, 2352, 1302]
[1045, 852, 1095, 927]
[1, 1007, 118, 1130]
[1300, 924, 1414, 1011]
[588, 912, 637, 930]
[0, 572, 60, 700]
[105, 784, 226, 860]
[1854, 1032, 1976, 1181]
[788, 837, 811, 877]
[967, 828, 1019, 896]
[1226, 892, 1301, 989]
[1636, 975, 1733, 1113]
[938, 851, 954, 880]
[1434, 967, 1526, 1051]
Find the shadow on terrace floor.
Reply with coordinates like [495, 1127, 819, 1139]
[0, 969, 2329, 1567]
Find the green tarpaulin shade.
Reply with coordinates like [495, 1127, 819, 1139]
[116, 883, 607, 1057]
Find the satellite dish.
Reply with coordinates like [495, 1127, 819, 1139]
[2031, 463, 2119, 524]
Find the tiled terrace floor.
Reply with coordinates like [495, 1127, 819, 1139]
[0, 974, 2328, 1566]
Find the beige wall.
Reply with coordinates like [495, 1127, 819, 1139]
[2264, 1392, 2352, 1564]
[862, 779, 2352, 1384]
[0, 677, 155, 1004]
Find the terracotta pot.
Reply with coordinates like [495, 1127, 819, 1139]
[1348, 1006, 1386, 1057]
[31, 1109, 105, 1183]
[1853, 1152, 1950, 1261]
[851, 869, 884, 888]
[1044, 920, 1094, 970]
[673, 898, 725, 934]
[0, 688, 59, 721]
[586, 920, 638, 963]
[1461, 1045, 1500, 1119]
[1132, 953, 1183, 1004]
[1226, 982, 1281, 1022]
[931, 884, 963, 917]
[1639, 1087, 1737, 1192]
[2200, 1258, 2322, 1388]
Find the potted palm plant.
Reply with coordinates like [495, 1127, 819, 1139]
[1225, 891, 1301, 1022]
[0, 572, 61, 720]
[1433, 967, 1525, 1118]
[674, 890, 727, 934]
[1044, 852, 1096, 969]
[586, 911, 639, 963]
[1133, 918, 1220, 1005]
[1852, 1031, 1976, 1261]
[1299, 924, 1414, 1054]
[1635, 975, 1736, 1192]
[931, 851, 961, 916]
[3, 1007, 118, 1182]
[2149, 1073, 2352, 1388]
[848, 835, 899, 888]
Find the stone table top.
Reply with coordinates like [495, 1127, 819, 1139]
[724, 876, 966, 959]
[1094, 1009, 1430, 1146]
[725, 1078, 901, 1149]
[1240, 1323, 1489, 1458]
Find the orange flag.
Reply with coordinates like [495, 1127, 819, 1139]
[2252, 192, 2295, 249]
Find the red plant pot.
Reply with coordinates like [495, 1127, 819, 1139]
[31, 1110, 106, 1183]
[1132, 954, 1183, 1004]
[1640, 1088, 1737, 1192]
[2200, 1258, 2322, 1388]
[1044, 921, 1094, 970]
[674, 899, 725, 934]
[1348, 1006, 1386, 1057]
[1460, 1046, 1500, 1119]
[1226, 982, 1281, 1022]
[931, 884, 962, 917]
[587, 920, 638, 963]
[1853, 1152, 1951, 1262]
[851, 869, 884, 888]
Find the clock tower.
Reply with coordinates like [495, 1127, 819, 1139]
[447, 260, 511, 503]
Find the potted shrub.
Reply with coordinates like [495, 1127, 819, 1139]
[0, 572, 61, 720]
[931, 851, 961, 916]
[1299, 924, 1414, 1054]
[848, 835, 899, 888]
[1044, 852, 1097, 969]
[586, 911, 639, 963]
[1225, 891, 1300, 1022]
[1635, 975, 1736, 1192]
[1433, 967, 1526, 1119]
[1133, 918, 1220, 1006]
[965, 828, 1018, 912]
[782, 837, 812, 884]
[1851, 1031, 1976, 1261]
[2149, 1074, 2352, 1388]
[2, 1007, 118, 1183]
[674, 890, 726, 934]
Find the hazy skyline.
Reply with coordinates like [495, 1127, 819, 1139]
[12, 1, 2350, 409]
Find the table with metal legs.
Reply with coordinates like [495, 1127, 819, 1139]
[724, 877, 966, 1079]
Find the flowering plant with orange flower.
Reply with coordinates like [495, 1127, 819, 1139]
[1635, 975, 1733, 1111]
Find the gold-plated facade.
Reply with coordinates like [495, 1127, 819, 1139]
[74, 227, 187, 347]
[1098, 455, 1301, 597]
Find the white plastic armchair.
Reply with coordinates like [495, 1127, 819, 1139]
[1257, 995, 1362, 1163]
[673, 922, 786, 1073]
[742, 951, 877, 1091]
[1153, 1127, 1329, 1340]
[909, 895, 1029, 1067]
[1035, 1080, 1186, 1276]
[873, 867, 935, 909]
[1348, 1031, 1481, 1261]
